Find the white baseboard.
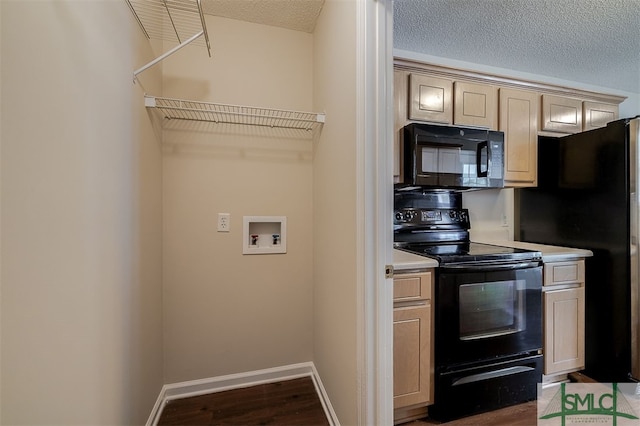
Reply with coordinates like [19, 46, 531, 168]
[146, 362, 339, 426]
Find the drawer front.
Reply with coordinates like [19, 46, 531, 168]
[394, 271, 433, 302]
[544, 260, 585, 286]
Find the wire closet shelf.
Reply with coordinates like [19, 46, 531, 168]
[145, 96, 326, 132]
[126, 1, 326, 134]
[126, 0, 211, 79]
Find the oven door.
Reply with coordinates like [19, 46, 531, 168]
[435, 261, 543, 369]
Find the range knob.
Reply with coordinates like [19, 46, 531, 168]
[395, 211, 404, 221]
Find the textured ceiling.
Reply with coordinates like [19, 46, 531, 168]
[199, 0, 640, 94]
[394, 0, 640, 94]
[200, 0, 325, 33]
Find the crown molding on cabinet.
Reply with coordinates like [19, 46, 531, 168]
[394, 58, 626, 105]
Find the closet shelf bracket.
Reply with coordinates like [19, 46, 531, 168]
[126, 0, 211, 81]
[144, 95, 326, 133]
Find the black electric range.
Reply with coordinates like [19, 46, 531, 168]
[394, 190, 544, 422]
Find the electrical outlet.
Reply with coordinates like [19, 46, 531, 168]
[217, 213, 230, 232]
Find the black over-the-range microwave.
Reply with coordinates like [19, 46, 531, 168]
[400, 123, 505, 190]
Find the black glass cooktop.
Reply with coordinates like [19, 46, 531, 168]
[395, 241, 542, 265]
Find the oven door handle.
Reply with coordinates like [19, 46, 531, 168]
[440, 261, 540, 271]
[452, 366, 535, 387]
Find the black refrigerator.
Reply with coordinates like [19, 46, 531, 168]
[516, 116, 640, 382]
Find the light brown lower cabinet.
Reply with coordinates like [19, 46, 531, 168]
[393, 271, 434, 423]
[543, 259, 586, 380]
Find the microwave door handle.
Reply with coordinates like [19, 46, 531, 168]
[476, 141, 488, 177]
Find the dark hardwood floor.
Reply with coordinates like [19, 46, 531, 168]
[157, 372, 595, 425]
[157, 376, 330, 426]
[402, 401, 538, 426]
[400, 372, 596, 426]
[157, 377, 535, 426]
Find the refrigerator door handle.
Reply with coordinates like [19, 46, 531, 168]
[630, 118, 640, 380]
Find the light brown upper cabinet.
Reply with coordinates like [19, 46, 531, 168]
[500, 89, 539, 187]
[454, 81, 498, 130]
[409, 73, 453, 124]
[394, 70, 409, 182]
[541, 95, 583, 133]
[583, 101, 619, 131]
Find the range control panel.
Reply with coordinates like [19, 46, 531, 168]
[394, 208, 470, 228]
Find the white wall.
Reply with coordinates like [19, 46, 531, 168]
[0, 1, 163, 424]
[160, 16, 315, 383]
[312, 1, 360, 424]
[159, 8, 367, 423]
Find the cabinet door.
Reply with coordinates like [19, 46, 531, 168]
[394, 70, 409, 182]
[544, 287, 585, 375]
[393, 303, 432, 409]
[583, 101, 619, 131]
[454, 81, 498, 130]
[409, 73, 453, 124]
[541, 95, 583, 133]
[500, 88, 539, 187]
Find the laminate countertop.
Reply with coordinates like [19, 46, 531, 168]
[393, 249, 438, 271]
[474, 240, 593, 263]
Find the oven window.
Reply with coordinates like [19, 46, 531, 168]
[458, 280, 526, 340]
